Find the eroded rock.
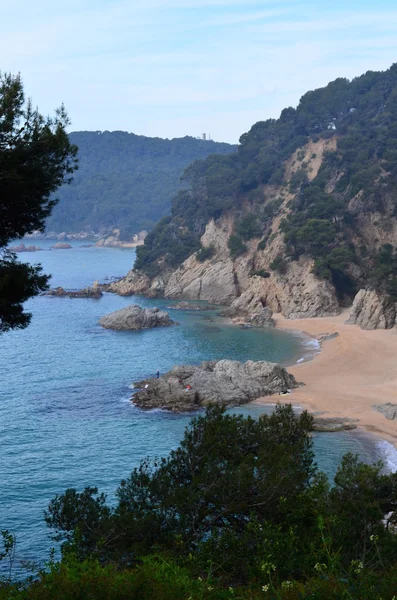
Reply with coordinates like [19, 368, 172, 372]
[99, 304, 175, 330]
[346, 289, 397, 330]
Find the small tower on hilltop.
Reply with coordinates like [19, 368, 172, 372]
[202, 133, 207, 141]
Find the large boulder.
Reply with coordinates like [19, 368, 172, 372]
[346, 289, 397, 329]
[132, 359, 298, 411]
[99, 304, 175, 330]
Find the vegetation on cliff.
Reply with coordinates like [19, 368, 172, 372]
[135, 63, 397, 302]
[2, 405, 397, 598]
[46, 132, 235, 238]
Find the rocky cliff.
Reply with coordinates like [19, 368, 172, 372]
[113, 65, 397, 328]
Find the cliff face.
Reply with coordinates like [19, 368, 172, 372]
[116, 65, 397, 327]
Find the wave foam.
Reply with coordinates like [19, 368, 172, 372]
[294, 334, 321, 364]
[376, 440, 397, 473]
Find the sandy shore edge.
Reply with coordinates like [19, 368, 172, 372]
[253, 310, 397, 449]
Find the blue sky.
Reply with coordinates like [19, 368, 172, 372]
[1, 0, 397, 142]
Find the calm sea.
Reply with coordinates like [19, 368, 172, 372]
[1, 240, 395, 569]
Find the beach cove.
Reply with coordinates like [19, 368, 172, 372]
[252, 311, 397, 468]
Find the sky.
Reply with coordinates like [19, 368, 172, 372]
[1, 0, 397, 143]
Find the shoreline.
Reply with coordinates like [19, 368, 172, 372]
[254, 310, 397, 451]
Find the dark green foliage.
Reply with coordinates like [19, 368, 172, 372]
[134, 217, 200, 277]
[46, 133, 235, 236]
[270, 255, 288, 274]
[227, 234, 247, 258]
[196, 244, 215, 262]
[235, 213, 262, 240]
[4, 406, 397, 598]
[257, 236, 269, 251]
[251, 269, 270, 278]
[0, 255, 49, 332]
[0, 72, 77, 332]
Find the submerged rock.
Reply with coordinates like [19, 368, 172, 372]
[169, 301, 213, 311]
[132, 359, 298, 411]
[99, 304, 175, 330]
[312, 417, 358, 432]
[373, 403, 397, 420]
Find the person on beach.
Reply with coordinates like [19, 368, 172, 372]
[156, 370, 160, 379]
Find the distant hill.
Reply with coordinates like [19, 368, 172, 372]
[46, 132, 235, 238]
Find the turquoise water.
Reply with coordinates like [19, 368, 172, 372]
[0, 241, 382, 568]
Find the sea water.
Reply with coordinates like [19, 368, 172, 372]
[0, 241, 394, 568]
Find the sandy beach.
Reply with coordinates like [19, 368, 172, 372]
[256, 311, 397, 447]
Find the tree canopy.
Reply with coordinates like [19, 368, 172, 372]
[0, 72, 77, 332]
[3, 405, 397, 598]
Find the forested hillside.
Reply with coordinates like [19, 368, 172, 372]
[134, 63, 397, 319]
[46, 132, 234, 238]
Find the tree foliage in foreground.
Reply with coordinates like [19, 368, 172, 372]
[0, 72, 77, 332]
[1, 405, 395, 598]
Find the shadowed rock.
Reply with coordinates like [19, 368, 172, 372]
[100, 304, 175, 330]
[132, 359, 298, 411]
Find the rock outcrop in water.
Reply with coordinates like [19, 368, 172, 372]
[346, 289, 397, 330]
[50, 242, 72, 250]
[8, 243, 43, 252]
[99, 304, 175, 330]
[45, 284, 102, 299]
[132, 359, 298, 411]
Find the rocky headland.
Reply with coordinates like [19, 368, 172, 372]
[132, 359, 298, 411]
[99, 304, 175, 330]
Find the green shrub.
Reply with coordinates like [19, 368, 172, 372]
[257, 236, 269, 251]
[235, 214, 262, 241]
[228, 234, 247, 257]
[251, 269, 270, 278]
[196, 245, 215, 262]
[270, 255, 288, 274]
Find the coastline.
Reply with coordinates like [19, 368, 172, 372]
[254, 310, 397, 452]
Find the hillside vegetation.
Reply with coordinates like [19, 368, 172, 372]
[46, 132, 234, 238]
[136, 63, 397, 303]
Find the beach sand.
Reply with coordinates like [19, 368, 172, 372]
[255, 311, 397, 447]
